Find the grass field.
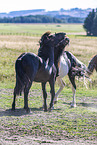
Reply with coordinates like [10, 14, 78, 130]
[0, 24, 97, 144]
[0, 23, 85, 36]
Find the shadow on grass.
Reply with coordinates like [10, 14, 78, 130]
[0, 107, 61, 117]
[0, 107, 43, 117]
[80, 102, 97, 108]
[63, 102, 97, 108]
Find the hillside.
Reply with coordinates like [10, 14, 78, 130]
[0, 8, 92, 18]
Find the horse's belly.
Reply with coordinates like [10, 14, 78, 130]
[34, 71, 50, 82]
[34, 66, 50, 82]
[59, 56, 69, 78]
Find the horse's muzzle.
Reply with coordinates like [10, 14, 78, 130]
[65, 37, 70, 45]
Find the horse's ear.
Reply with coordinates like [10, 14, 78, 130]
[40, 31, 51, 43]
[45, 31, 51, 36]
[42, 31, 51, 38]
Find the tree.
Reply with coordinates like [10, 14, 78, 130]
[83, 9, 95, 36]
[91, 12, 97, 36]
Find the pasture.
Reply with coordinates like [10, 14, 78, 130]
[0, 24, 97, 144]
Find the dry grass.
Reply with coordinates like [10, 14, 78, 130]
[0, 34, 97, 87]
[67, 36, 97, 65]
[0, 35, 39, 53]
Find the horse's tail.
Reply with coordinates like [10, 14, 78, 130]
[14, 58, 30, 95]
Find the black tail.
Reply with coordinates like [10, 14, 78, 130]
[14, 58, 31, 95]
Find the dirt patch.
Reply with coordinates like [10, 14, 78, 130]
[0, 88, 97, 145]
[0, 135, 97, 145]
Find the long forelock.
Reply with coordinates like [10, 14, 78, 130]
[41, 31, 51, 40]
[39, 31, 52, 46]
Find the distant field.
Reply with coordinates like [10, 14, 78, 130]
[0, 23, 97, 144]
[0, 23, 85, 36]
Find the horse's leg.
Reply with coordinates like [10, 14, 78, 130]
[54, 77, 66, 104]
[24, 82, 32, 112]
[71, 85, 76, 107]
[42, 82, 47, 112]
[48, 79, 55, 111]
[68, 73, 76, 107]
[12, 87, 16, 110]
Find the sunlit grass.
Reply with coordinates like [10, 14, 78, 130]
[0, 31, 97, 88]
[0, 23, 85, 36]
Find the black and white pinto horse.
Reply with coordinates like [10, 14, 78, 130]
[54, 51, 91, 107]
[12, 32, 69, 112]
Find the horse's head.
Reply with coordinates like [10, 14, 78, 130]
[39, 32, 69, 48]
[39, 31, 69, 70]
[51, 32, 69, 48]
[53, 33, 70, 62]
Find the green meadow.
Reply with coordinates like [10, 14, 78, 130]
[0, 23, 97, 144]
[0, 23, 84, 35]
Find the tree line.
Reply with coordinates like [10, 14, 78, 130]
[0, 15, 84, 23]
[83, 9, 97, 36]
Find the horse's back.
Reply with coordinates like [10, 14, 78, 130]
[16, 52, 40, 81]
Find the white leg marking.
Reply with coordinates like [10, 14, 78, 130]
[54, 77, 66, 104]
[71, 85, 76, 107]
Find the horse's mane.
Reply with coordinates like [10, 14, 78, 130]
[64, 51, 82, 68]
[39, 31, 51, 46]
[38, 31, 54, 60]
[41, 31, 51, 37]
[64, 51, 87, 78]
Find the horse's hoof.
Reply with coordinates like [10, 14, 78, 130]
[51, 106, 54, 110]
[11, 108, 15, 111]
[43, 106, 47, 112]
[44, 109, 47, 112]
[40, 106, 44, 110]
[48, 107, 51, 112]
[11, 106, 15, 111]
[71, 104, 76, 108]
[12, 104, 15, 110]
[54, 100, 57, 104]
[43, 107, 47, 112]
[25, 108, 30, 113]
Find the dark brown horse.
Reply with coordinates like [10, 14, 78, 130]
[12, 32, 69, 112]
[87, 55, 97, 76]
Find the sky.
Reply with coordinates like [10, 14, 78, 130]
[0, 0, 97, 13]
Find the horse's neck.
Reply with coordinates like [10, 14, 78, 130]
[75, 57, 83, 67]
[65, 51, 83, 67]
[71, 54, 85, 68]
[88, 55, 97, 73]
[63, 53, 71, 68]
[94, 56, 97, 71]
[88, 61, 95, 73]
[54, 46, 64, 66]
